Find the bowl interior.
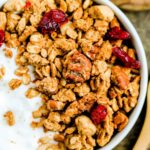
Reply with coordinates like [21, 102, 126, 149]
[94, 0, 148, 150]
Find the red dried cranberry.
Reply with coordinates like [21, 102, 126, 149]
[38, 9, 68, 35]
[107, 27, 130, 40]
[113, 47, 141, 69]
[24, 1, 32, 10]
[0, 30, 5, 47]
[90, 105, 107, 125]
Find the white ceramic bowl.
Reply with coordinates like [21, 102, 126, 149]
[94, 0, 148, 150]
[0, 0, 148, 150]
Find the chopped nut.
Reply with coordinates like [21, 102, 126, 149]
[65, 127, 76, 135]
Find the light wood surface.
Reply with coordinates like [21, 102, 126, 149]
[111, 0, 150, 11]
[133, 82, 150, 150]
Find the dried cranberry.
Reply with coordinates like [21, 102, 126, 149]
[107, 27, 130, 40]
[38, 9, 68, 35]
[90, 105, 107, 125]
[113, 47, 141, 69]
[0, 30, 5, 47]
[24, 1, 32, 10]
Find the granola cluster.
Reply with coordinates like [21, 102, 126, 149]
[0, 0, 141, 149]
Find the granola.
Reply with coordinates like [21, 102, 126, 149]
[0, 0, 141, 149]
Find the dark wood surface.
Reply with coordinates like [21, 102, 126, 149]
[114, 10, 150, 150]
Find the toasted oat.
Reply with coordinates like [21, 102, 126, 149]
[8, 79, 22, 90]
[65, 134, 95, 150]
[47, 100, 65, 111]
[66, 0, 81, 12]
[22, 73, 31, 85]
[65, 127, 76, 135]
[83, 0, 92, 9]
[19, 26, 36, 42]
[0, 12, 7, 30]
[4, 111, 15, 126]
[114, 111, 128, 131]
[16, 18, 26, 35]
[75, 115, 96, 136]
[0, 67, 5, 79]
[32, 105, 49, 119]
[54, 134, 65, 142]
[54, 38, 76, 52]
[6, 13, 21, 32]
[6, 34, 20, 48]
[4, 48, 13, 58]
[74, 83, 90, 97]
[25, 88, 39, 99]
[36, 77, 58, 95]
[14, 66, 29, 76]
[52, 88, 76, 102]
[3, 0, 25, 12]
[73, 18, 93, 32]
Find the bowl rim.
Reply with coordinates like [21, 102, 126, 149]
[0, 0, 148, 149]
[94, 0, 148, 150]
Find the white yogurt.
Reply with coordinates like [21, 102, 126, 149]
[0, 45, 54, 150]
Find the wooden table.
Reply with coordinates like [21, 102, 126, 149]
[114, 10, 150, 150]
